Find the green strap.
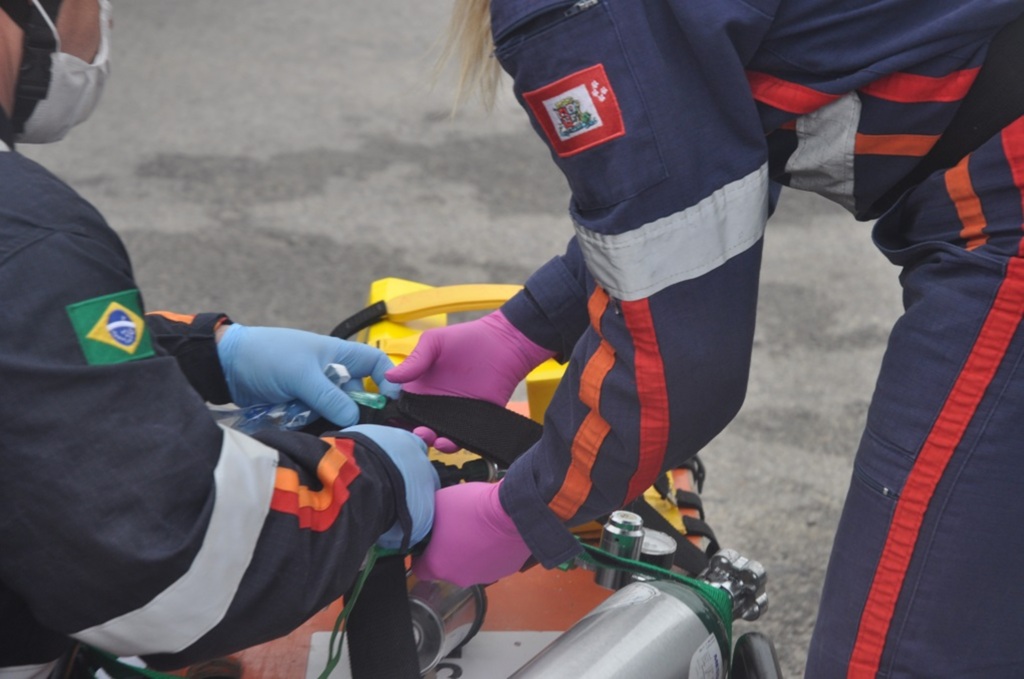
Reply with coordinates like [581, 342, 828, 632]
[575, 541, 734, 646]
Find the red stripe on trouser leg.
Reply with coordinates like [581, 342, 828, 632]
[620, 298, 669, 502]
[847, 264, 1024, 677]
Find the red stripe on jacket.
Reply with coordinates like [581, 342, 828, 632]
[860, 68, 979, 103]
[747, 72, 840, 115]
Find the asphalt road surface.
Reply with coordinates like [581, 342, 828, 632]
[22, 1, 905, 676]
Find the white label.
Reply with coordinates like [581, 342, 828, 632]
[689, 633, 725, 679]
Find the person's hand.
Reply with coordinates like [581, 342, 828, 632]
[412, 481, 531, 586]
[217, 324, 400, 427]
[385, 311, 554, 451]
[343, 424, 440, 550]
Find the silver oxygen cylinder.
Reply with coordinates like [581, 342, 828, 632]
[508, 578, 731, 679]
[406, 573, 487, 675]
[593, 510, 645, 589]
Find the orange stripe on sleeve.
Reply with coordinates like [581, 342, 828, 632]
[270, 438, 361, 532]
[944, 157, 988, 250]
[621, 298, 670, 503]
[860, 68, 979, 103]
[147, 310, 197, 324]
[548, 288, 615, 521]
[746, 71, 841, 115]
[549, 342, 615, 520]
[855, 133, 940, 157]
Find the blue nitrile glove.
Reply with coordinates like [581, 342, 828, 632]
[217, 324, 401, 428]
[343, 424, 440, 550]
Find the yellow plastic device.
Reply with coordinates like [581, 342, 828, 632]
[356, 277, 566, 424]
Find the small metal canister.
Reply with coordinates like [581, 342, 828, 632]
[594, 510, 645, 590]
[407, 573, 487, 675]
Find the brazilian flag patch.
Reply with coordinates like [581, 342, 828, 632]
[66, 289, 155, 365]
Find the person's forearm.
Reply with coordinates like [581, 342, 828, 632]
[501, 238, 592, 361]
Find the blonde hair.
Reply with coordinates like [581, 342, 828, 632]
[439, 0, 502, 110]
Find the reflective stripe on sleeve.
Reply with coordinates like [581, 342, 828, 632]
[0, 662, 58, 679]
[573, 164, 769, 302]
[72, 426, 278, 656]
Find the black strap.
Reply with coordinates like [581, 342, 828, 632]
[341, 392, 543, 469]
[10, 0, 60, 134]
[345, 554, 420, 679]
[731, 632, 784, 679]
[329, 301, 388, 340]
[869, 11, 1024, 217]
[652, 472, 672, 500]
[681, 455, 706, 494]
[681, 514, 720, 554]
[396, 392, 542, 467]
[673, 489, 706, 520]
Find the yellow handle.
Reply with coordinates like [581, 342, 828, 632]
[384, 284, 522, 322]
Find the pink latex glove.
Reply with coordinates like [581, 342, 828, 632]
[412, 481, 532, 587]
[385, 310, 555, 452]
